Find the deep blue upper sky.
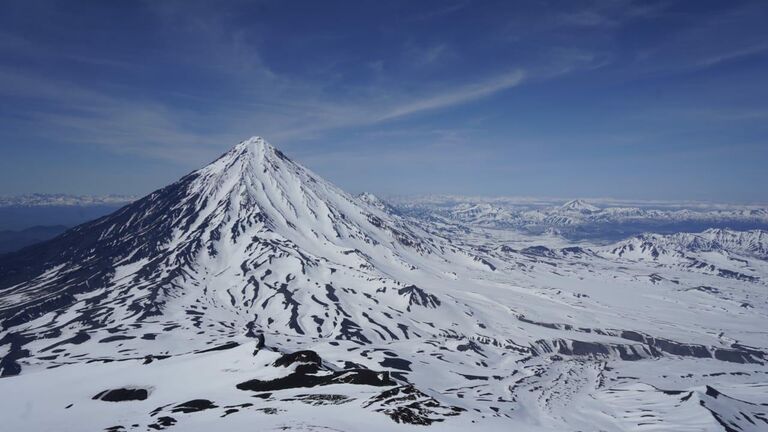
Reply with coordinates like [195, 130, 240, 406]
[1, 0, 766, 202]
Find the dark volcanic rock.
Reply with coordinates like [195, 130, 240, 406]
[148, 416, 176, 430]
[364, 385, 465, 425]
[237, 368, 395, 392]
[283, 394, 355, 406]
[143, 355, 170, 365]
[0, 332, 30, 377]
[397, 285, 440, 311]
[196, 341, 239, 354]
[239, 349, 395, 392]
[273, 350, 322, 373]
[380, 357, 412, 371]
[98, 335, 135, 343]
[171, 399, 218, 413]
[93, 388, 149, 402]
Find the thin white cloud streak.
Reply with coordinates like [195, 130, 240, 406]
[0, 68, 236, 164]
[11, 0, 754, 166]
[626, 3, 768, 75]
[0, 4, 533, 162]
[409, 0, 472, 21]
[376, 70, 525, 121]
[0, 65, 527, 163]
[696, 44, 768, 68]
[251, 70, 526, 143]
[0, 2, 603, 163]
[557, 10, 619, 28]
[405, 42, 453, 67]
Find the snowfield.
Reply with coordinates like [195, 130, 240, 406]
[0, 137, 766, 431]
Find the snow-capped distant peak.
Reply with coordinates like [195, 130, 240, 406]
[560, 199, 600, 213]
[357, 192, 383, 205]
[357, 192, 396, 214]
[0, 193, 136, 207]
[604, 228, 768, 261]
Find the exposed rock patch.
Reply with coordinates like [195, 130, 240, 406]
[93, 388, 149, 402]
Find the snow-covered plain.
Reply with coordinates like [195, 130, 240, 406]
[0, 137, 766, 431]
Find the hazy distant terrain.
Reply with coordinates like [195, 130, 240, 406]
[3, 191, 765, 254]
[390, 195, 768, 242]
[0, 225, 68, 254]
[0, 194, 134, 252]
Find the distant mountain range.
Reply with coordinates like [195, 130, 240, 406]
[606, 228, 768, 261]
[391, 196, 768, 240]
[0, 194, 135, 235]
[0, 193, 135, 207]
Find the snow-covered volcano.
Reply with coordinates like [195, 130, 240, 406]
[1, 137, 767, 431]
[0, 137, 463, 344]
[560, 199, 600, 213]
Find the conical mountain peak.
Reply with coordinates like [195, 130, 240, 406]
[0, 135, 442, 346]
[215, 136, 281, 167]
[231, 136, 276, 159]
[561, 199, 599, 212]
[199, 136, 300, 187]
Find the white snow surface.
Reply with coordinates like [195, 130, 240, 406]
[0, 137, 766, 431]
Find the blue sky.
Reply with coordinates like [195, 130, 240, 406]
[1, 0, 766, 202]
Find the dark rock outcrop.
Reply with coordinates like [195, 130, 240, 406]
[237, 368, 395, 392]
[364, 385, 465, 425]
[272, 350, 322, 374]
[92, 388, 149, 402]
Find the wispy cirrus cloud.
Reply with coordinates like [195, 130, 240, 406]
[0, 1, 627, 166]
[376, 70, 525, 121]
[3, 0, 767, 200]
[696, 44, 768, 68]
[409, 0, 472, 21]
[0, 61, 526, 163]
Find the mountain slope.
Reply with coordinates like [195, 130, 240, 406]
[1, 137, 766, 431]
[0, 137, 473, 348]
